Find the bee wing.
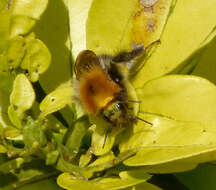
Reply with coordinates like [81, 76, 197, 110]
[74, 50, 101, 80]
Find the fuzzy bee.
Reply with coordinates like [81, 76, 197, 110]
[74, 44, 154, 128]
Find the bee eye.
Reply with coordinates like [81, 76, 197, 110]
[114, 77, 120, 83]
[116, 103, 122, 110]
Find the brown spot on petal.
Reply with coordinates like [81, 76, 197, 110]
[147, 19, 155, 32]
[6, 0, 13, 10]
[140, 0, 159, 8]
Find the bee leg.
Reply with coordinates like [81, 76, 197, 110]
[128, 115, 153, 126]
[144, 39, 161, 50]
[102, 128, 111, 148]
[136, 116, 153, 126]
[112, 40, 161, 63]
[112, 44, 144, 63]
[102, 133, 107, 148]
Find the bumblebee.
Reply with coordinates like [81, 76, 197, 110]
[74, 45, 152, 127]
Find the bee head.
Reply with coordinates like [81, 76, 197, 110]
[102, 101, 134, 126]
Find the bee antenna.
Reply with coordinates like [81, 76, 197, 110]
[136, 116, 153, 126]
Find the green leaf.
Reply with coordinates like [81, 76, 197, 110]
[80, 150, 136, 179]
[0, 9, 10, 54]
[56, 156, 83, 177]
[13, 179, 63, 190]
[46, 150, 59, 165]
[10, 0, 48, 37]
[4, 125, 22, 140]
[79, 149, 93, 168]
[21, 37, 51, 82]
[86, 0, 136, 55]
[123, 182, 162, 190]
[121, 75, 216, 168]
[0, 73, 13, 128]
[12, 0, 48, 19]
[23, 117, 47, 149]
[121, 114, 215, 152]
[10, 74, 35, 111]
[65, 116, 90, 160]
[0, 72, 13, 95]
[137, 162, 197, 174]
[192, 38, 216, 84]
[8, 104, 22, 128]
[6, 36, 25, 69]
[0, 157, 24, 174]
[57, 170, 151, 190]
[67, 0, 93, 58]
[176, 164, 216, 190]
[121, 115, 216, 167]
[40, 86, 73, 118]
[57, 149, 135, 179]
[133, 0, 216, 88]
[44, 115, 67, 142]
[138, 75, 216, 129]
[1, 159, 62, 190]
[88, 151, 115, 167]
[9, 74, 35, 128]
[0, 0, 7, 11]
[0, 144, 7, 153]
[10, 15, 36, 38]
